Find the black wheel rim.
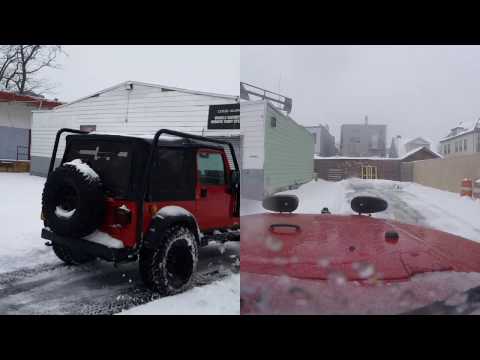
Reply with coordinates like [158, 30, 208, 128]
[165, 240, 194, 289]
[56, 183, 78, 213]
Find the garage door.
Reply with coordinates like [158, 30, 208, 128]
[0, 126, 29, 160]
[207, 135, 242, 171]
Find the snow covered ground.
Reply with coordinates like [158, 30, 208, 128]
[242, 177, 480, 241]
[120, 273, 240, 315]
[0, 173, 56, 273]
[0, 173, 239, 315]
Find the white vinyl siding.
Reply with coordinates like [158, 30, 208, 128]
[31, 84, 238, 159]
[240, 100, 266, 169]
[0, 102, 34, 129]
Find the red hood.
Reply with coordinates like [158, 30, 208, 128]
[240, 213, 480, 314]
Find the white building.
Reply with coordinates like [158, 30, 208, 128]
[439, 119, 480, 158]
[304, 124, 336, 156]
[30, 81, 240, 176]
[0, 91, 61, 161]
[389, 136, 432, 158]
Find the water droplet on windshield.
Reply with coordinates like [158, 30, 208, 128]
[352, 262, 375, 279]
[264, 235, 283, 252]
[288, 286, 312, 307]
[327, 271, 347, 286]
[317, 258, 330, 268]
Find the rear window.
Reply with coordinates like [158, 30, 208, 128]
[63, 139, 134, 197]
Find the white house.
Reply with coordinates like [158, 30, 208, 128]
[389, 135, 432, 158]
[439, 119, 480, 158]
[30, 81, 240, 176]
[0, 91, 61, 161]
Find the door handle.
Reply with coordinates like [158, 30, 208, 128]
[200, 188, 208, 198]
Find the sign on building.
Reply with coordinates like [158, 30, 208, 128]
[207, 104, 240, 130]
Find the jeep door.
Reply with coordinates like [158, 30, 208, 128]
[195, 148, 231, 230]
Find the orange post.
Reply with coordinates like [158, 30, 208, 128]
[461, 178, 473, 197]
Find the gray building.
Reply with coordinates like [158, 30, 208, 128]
[305, 125, 336, 156]
[340, 120, 387, 157]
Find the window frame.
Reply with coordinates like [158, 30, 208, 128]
[196, 149, 228, 187]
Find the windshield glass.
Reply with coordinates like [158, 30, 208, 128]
[63, 138, 134, 197]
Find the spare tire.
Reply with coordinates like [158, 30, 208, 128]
[42, 159, 106, 237]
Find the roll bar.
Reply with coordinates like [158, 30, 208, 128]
[48, 128, 89, 174]
[138, 129, 240, 244]
[48, 128, 240, 245]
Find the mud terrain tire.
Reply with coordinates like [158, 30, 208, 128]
[52, 243, 95, 265]
[139, 226, 198, 296]
[42, 161, 105, 238]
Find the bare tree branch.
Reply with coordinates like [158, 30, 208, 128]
[0, 45, 64, 95]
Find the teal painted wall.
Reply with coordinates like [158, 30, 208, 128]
[263, 104, 314, 194]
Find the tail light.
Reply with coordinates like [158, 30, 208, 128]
[114, 206, 132, 226]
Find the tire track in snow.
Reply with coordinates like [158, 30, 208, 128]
[0, 242, 239, 315]
[345, 179, 480, 240]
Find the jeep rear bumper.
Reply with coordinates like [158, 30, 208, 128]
[41, 228, 136, 263]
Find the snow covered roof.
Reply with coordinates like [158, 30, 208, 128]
[315, 146, 442, 161]
[390, 136, 431, 158]
[400, 146, 443, 160]
[52, 80, 238, 110]
[0, 90, 62, 109]
[440, 119, 480, 142]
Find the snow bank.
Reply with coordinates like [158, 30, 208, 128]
[119, 273, 240, 315]
[400, 181, 480, 241]
[242, 177, 480, 241]
[241, 179, 351, 215]
[63, 159, 99, 181]
[84, 231, 124, 249]
[0, 173, 56, 273]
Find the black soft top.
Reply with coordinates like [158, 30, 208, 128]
[65, 133, 225, 151]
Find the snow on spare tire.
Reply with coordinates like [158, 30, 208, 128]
[42, 159, 106, 238]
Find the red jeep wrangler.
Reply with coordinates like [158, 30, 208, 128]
[41, 128, 240, 295]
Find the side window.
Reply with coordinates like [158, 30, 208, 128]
[149, 148, 195, 200]
[197, 151, 226, 185]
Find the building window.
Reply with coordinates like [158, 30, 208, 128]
[455, 142, 458, 152]
[448, 143, 451, 154]
[464, 139, 467, 151]
[312, 133, 317, 144]
[271, 117, 277, 128]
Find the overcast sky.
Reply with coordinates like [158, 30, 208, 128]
[42, 45, 239, 101]
[241, 45, 480, 148]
